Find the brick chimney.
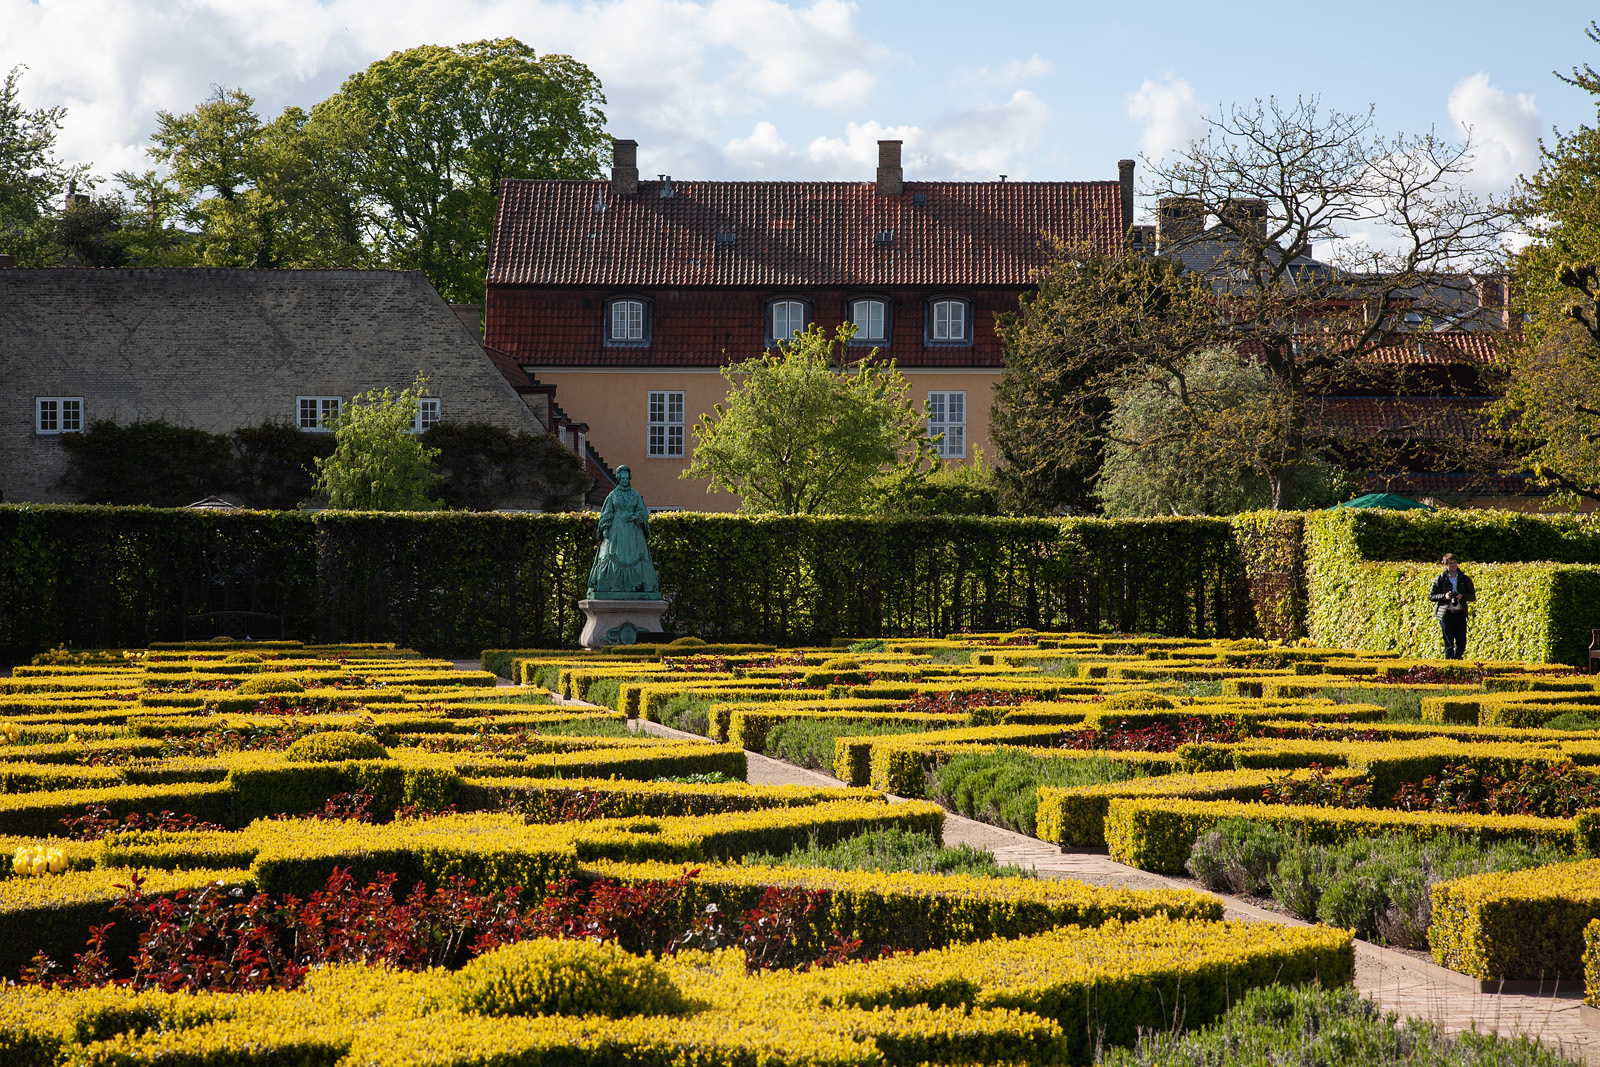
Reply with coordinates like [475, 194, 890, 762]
[610, 138, 639, 197]
[1118, 160, 1135, 238]
[1219, 198, 1268, 241]
[876, 140, 903, 196]
[1155, 197, 1205, 252]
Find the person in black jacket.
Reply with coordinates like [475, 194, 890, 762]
[1429, 553, 1476, 660]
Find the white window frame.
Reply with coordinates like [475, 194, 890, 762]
[929, 299, 970, 343]
[606, 297, 649, 345]
[297, 396, 341, 432]
[414, 397, 442, 433]
[647, 390, 685, 458]
[35, 397, 83, 434]
[927, 391, 966, 458]
[850, 298, 888, 344]
[769, 299, 808, 344]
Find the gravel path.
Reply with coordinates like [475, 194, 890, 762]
[492, 671, 1600, 1061]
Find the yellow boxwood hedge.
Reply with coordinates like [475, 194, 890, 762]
[0, 916, 1350, 1067]
[1104, 797, 1579, 875]
[1429, 859, 1600, 981]
[587, 858, 1222, 953]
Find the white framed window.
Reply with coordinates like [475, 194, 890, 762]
[927, 391, 966, 458]
[36, 397, 83, 434]
[930, 299, 968, 342]
[769, 299, 807, 343]
[850, 298, 887, 343]
[414, 397, 442, 433]
[606, 298, 649, 345]
[648, 390, 685, 457]
[297, 396, 341, 432]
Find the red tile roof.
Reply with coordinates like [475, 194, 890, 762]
[488, 179, 1126, 289]
[1358, 331, 1504, 366]
[1312, 396, 1491, 438]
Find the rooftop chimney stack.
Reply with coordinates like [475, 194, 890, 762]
[876, 140, 903, 196]
[1117, 160, 1135, 240]
[1155, 197, 1205, 252]
[610, 138, 639, 197]
[1219, 198, 1268, 242]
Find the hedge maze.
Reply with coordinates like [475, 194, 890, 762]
[4, 626, 1600, 1060]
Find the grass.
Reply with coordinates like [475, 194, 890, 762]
[1107, 982, 1572, 1067]
[929, 750, 1143, 836]
[762, 719, 940, 771]
[1187, 818, 1573, 948]
[742, 827, 1034, 879]
[1542, 711, 1600, 731]
[1031, 658, 1081, 677]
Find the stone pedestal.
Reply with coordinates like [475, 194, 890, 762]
[578, 599, 670, 649]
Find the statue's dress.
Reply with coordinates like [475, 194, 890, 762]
[587, 486, 659, 598]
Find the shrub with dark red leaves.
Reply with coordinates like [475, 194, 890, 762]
[59, 803, 226, 842]
[1059, 716, 1254, 753]
[23, 865, 871, 992]
[1392, 759, 1600, 818]
[1262, 763, 1374, 808]
[894, 690, 1027, 716]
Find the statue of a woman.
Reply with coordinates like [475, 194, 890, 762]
[586, 465, 660, 599]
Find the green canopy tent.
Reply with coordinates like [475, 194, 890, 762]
[1328, 493, 1436, 511]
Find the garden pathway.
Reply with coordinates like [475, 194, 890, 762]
[515, 678, 1600, 1062]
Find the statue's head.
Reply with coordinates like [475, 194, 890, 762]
[615, 465, 631, 487]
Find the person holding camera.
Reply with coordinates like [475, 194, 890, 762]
[1429, 553, 1476, 660]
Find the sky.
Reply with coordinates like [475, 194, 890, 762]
[3, 0, 1597, 220]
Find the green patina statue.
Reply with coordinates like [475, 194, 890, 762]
[586, 465, 661, 600]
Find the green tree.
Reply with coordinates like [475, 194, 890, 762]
[312, 377, 441, 510]
[141, 87, 369, 268]
[991, 248, 1218, 514]
[327, 38, 607, 302]
[1494, 23, 1600, 504]
[0, 65, 80, 263]
[1096, 350, 1349, 516]
[685, 326, 936, 514]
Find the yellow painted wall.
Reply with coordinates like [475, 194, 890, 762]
[539, 367, 1002, 511]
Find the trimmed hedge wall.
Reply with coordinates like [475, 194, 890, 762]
[1, 506, 1253, 660]
[1306, 510, 1600, 666]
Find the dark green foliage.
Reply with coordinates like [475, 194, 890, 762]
[0, 507, 1260, 661]
[1107, 982, 1572, 1067]
[1187, 819, 1572, 947]
[424, 422, 589, 511]
[1339, 508, 1600, 564]
[930, 750, 1141, 836]
[539, 718, 631, 738]
[660, 695, 711, 736]
[744, 827, 1035, 878]
[0, 505, 317, 664]
[61, 420, 244, 506]
[1542, 712, 1600, 731]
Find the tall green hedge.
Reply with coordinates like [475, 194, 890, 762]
[1306, 510, 1600, 665]
[0, 506, 317, 662]
[0, 506, 1252, 660]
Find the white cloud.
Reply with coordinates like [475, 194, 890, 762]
[0, 0, 886, 184]
[1126, 75, 1201, 160]
[964, 55, 1053, 87]
[1447, 71, 1540, 196]
[720, 91, 1050, 181]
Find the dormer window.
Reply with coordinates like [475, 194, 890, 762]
[605, 297, 651, 346]
[927, 299, 972, 345]
[849, 298, 889, 345]
[768, 299, 809, 345]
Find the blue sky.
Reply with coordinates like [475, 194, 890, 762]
[3, 0, 1596, 216]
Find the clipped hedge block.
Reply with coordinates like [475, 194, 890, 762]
[1430, 859, 1600, 981]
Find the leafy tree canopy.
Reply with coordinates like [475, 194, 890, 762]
[1495, 22, 1600, 504]
[684, 325, 937, 514]
[313, 376, 441, 511]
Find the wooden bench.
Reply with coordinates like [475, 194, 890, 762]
[183, 611, 284, 641]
